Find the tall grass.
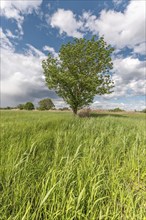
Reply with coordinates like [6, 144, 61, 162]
[0, 111, 146, 219]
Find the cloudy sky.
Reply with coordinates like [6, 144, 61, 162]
[0, 0, 145, 110]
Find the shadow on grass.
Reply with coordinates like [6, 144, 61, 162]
[89, 113, 127, 118]
[79, 113, 127, 118]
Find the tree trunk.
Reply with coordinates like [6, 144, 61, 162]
[73, 108, 78, 115]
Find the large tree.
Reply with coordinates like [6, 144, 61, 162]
[42, 37, 114, 115]
[38, 98, 55, 110]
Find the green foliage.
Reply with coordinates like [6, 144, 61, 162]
[42, 36, 114, 114]
[0, 106, 15, 110]
[24, 102, 34, 110]
[109, 107, 125, 112]
[38, 98, 55, 110]
[58, 107, 70, 111]
[0, 111, 145, 219]
[141, 108, 146, 113]
[17, 104, 25, 110]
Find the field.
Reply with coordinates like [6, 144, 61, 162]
[0, 111, 146, 220]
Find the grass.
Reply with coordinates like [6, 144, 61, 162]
[0, 111, 146, 220]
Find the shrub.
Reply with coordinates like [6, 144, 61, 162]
[24, 102, 34, 110]
[141, 108, 146, 113]
[38, 98, 55, 110]
[109, 108, 124, 112]
[59, 107, 70, 111]
[17, 104, 25, 110]
[78, 108, 91, 117]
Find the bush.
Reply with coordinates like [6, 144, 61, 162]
[78, 108, 91, 117]
[24, 102, 34, 110]
[109, 108, 124, 112]
[17, 104, 25, 110]
[59, 107, 70, 111]
[38, 98, 55, 110]
[141, 108, 146, 113]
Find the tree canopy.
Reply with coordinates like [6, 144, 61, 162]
[42, 36, 114, 114]
[17, 104, 25, 110]
[38, 98, 55, 110]
[24, 102, 34, 110]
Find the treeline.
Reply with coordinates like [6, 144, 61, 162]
[0, 98, 70, 111]
[0, 101, 146, 113]
[18, 98, 56, 110]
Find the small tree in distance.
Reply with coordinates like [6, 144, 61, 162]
[17, 104, 25, 110]
[38, 98, 55, 110]
[24, 102, 34, 110]
[42, 36, 114, 115]
[142, 108, 146, 113]
[109, 108, 125, 112]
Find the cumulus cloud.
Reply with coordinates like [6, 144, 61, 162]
[26, 44, 45, 58]
[48, 1, 145, 55]
[133, 42, 146, 55]
[0, 0, 43, 35]
[49, 9, 84, 38]
[91, 98, 145, 111]
[0, 28, 15, 51]
[82, 1, 145, 54]
[43, 45, 58, 58]
[0, 30, 57, 107]
[5, 29, 19, 39]
[103, 56, 146, 99]
[112, 0, 123, 6]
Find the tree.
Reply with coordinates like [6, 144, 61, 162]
[24, 102, 34, 110]
[109, 108, 125, 112]
[42, 36, 114, 115]
[38, 98, 55, 110]
[17, 104, 25, 110]
[142, 108, 146, 113]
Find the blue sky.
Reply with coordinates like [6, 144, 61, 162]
[0, 0, 145, 110]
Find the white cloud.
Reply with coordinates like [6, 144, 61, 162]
[48, 1, 145, 55]
[49, 9, 84, 38]
[0, 0, 43, 35]
[0, 0, 42, 12]
[43, 45, 58, 58]
[5, 29, 19, 39]
[1, 40, 145, 109]
[133, 42, 146, 55]
[113, 0, 123, 6]
[0, 28, 15, 51]
[91, 98, 145, 111]
[113, 57, 145, 81]
[82, 1, 145, 54]
[0, 37, 57, 107]
[103, 56, 146, 99]
[53, 99, 68, 108]
[26, 44, 45, 58]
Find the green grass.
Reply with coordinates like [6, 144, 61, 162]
[0, 111, 146, 220]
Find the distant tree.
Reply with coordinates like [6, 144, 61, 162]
[38, 98, 55, 110]
[42, 36, 114, 115]
[109, 108, 124, 112]
[59, 107, 70, 111]
[61, 107, 70, 111]
[17, 104, 25, 110]
[6, 106, 11, 110]
[141, 108, 146, 113]
[24, 102, 34, 110]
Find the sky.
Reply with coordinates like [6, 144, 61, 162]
[0, 0, 146, 110]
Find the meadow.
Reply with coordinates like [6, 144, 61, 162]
[0, 110, 146, 220]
